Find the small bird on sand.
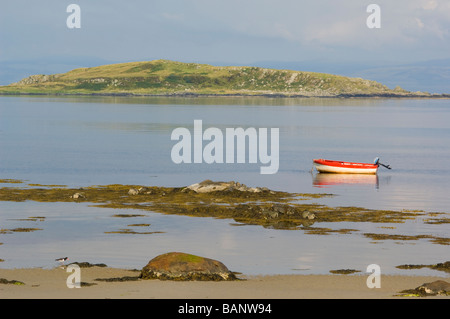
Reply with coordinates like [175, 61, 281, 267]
[55, 257, 69, 263]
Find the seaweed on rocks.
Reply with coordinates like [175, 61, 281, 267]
[0, 180, 448, 244]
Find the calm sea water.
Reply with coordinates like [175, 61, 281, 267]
[0, 96, 449, 275]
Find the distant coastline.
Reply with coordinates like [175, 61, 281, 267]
[1, 59, 448, 98]
[1, 91, 449, 99]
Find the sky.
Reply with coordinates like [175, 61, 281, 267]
[1, 0, 449, 92]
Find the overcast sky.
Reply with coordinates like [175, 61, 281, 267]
[1, 0, 449, 90]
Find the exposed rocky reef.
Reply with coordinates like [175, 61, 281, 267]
[396, 261, 450, 273]
[68, 262, 108, 268]
[329, 269, 361, 275]
[0, 179, 448, 244]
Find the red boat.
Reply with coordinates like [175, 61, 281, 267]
[313, 158, 386, 174]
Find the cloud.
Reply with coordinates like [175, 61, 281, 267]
[0, 0, 449, 68]
[415, 18, 425, 29]
[422, 0, 438, 10]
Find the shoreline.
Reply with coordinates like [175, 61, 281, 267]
[0, 266, 448, 299]
[1, 91, 450, 99]
[1, 182, 449, 299]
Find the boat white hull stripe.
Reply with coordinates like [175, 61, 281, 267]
[314, 163, 378, 174]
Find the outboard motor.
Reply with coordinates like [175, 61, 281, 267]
[374, 157, 391, 170]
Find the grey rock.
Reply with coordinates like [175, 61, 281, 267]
[302, 211, 315, 220]
[128, 188, 139, 195]
[71, 193, 85, 199]
[270, 204, 296, 215]
[417, 280, 450, 295]
[186, 180, 265, 193]
[138, 187, 148, 194]
[260, 208, 279, 219]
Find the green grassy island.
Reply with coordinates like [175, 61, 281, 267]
[0, 59, 445, 98]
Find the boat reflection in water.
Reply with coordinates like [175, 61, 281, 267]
[312, 173, 379, 189]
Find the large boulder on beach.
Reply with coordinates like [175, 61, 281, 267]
[399, 280, 450, 297]
[416, 280, 450, 296]
[140, 252, 237, 281]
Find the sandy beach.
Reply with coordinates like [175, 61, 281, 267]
[0, 266, 448, 299]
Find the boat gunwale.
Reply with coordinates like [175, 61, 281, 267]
[313, 159, 378, 169]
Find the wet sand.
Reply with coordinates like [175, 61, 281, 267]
[0, 266, 448, 299]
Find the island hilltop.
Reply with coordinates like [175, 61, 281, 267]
[0, 59, 443, 97]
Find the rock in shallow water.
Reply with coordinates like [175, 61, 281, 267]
[128, 188, 139, 195]
[185, 180, 264, 193]
[140, 252, 238, 281]
[302, 211, 315, 220]
[71, 192, 85, 199]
